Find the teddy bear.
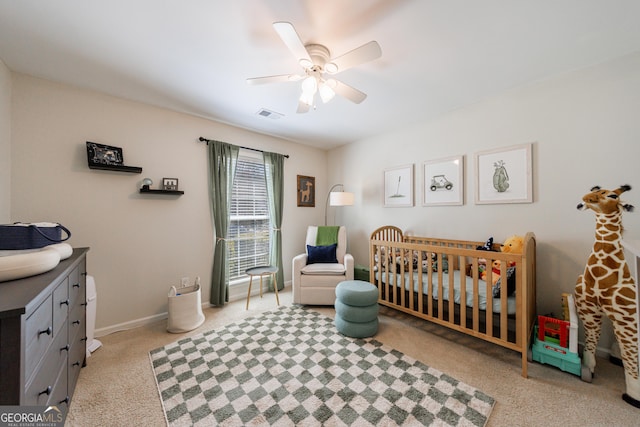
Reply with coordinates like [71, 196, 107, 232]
[500, 235, 524, 254]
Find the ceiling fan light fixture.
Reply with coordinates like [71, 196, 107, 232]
[301, 76, 318, 94]
[319, 81, 336, 103]
[325, 62, 339, 74]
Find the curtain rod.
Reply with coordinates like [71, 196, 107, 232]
[198, 137, 289, 158]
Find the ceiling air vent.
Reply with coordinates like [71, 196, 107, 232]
[256, 108, 284, 120]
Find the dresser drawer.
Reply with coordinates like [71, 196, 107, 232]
[24, 295, 54, 380]
[53, 277, 69, 336]
[49, 361, 70, 408]
[68, 301, 85, 342]
[68, 266, 85, 308]
[24, 325, 68, 405]
[68, 329, 86, 395]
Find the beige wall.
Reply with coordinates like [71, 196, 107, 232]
[0, 59, 10, 222]
[10, 74, 327, 332]
[329, 51, 640, 353]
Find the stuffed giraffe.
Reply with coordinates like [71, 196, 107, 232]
[574, 185, 639, 407]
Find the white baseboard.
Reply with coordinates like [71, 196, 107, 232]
[94, 281, 291, 337]
[95, 312, 169, 337]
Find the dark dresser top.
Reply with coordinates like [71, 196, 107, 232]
[0, 248, 89, 319]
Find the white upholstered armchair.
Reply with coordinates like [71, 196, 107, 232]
[292, 226, 354, 305]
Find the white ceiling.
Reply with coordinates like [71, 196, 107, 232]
[2, 1, 640, 150]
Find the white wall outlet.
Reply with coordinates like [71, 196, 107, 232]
[181, 277, 189, 287]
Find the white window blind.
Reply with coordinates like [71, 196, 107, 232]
[228, 156, 271, 281]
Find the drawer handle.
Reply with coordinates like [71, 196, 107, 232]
[81, 272, 87, 276]
[60, 344, 70, 352]
[38, 326, 52, 337]
[81, 302, 88, 307]
[39, 386, 52, 396]
[59, 396, 70, 405]
[81, 336, 88, 342]
[60, 299, 70, 306]
[73, 283, 80, 288]
[72, 361, 81, 367]
[72, 320, 80, 325]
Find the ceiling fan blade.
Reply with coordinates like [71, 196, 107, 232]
[326, 41, 382, 74]
[273, 21, 312, 65]
[332, 79, 367, 104]
[246, 74, 302, 85]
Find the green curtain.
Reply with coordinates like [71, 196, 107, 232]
[207, 140, 239, 306]
[263, 152, 285, 291]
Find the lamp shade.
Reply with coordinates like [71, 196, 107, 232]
[329, 191, 354, 206]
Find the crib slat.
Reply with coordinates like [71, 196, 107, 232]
[427, 254, 434, 316]
[459, 255, 467, 330]
[500, 261, 508, 341]
[437, 258, 444, 321]
[485, 266, 493, 337]
[447, 253, 455, 322]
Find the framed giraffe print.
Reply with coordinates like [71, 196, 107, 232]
[474, 143, 533, 204]
[297, 175, 315, 207]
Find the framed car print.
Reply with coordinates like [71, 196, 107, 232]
[422, 155, 464, 206]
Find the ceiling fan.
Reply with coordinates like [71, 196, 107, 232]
[247, 22, 382, 113]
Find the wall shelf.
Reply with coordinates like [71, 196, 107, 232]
[139, 188, 184, 195]
[89, 164, 143, 173]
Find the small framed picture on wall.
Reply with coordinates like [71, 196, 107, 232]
[297, 175, 315, 207]
[422, 155, 464, 206]
[474, 143, 533, 204]
[384, 164, 414, 207]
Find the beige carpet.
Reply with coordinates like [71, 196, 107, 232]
[67, 287, 638, 426]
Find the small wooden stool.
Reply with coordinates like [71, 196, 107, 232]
[245, 265, 279, 310]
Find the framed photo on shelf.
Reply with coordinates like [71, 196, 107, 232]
[422, 155, 464, 206]
[297, 175, 315, 207]
[162, 178, 179, 191]
[384, 164, 414, 207]
[474, 143, 533, 204]
[86, 141, 124, 167]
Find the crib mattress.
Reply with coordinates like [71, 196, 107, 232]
[376, 269, 517, 314]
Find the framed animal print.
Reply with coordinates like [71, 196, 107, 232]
[297, 175, 315, 207]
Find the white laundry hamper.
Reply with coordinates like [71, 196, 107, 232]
[167, 282, 205, 333]
[86, 275, 103, 357]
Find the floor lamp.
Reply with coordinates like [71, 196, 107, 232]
[324, 184, 354, 225]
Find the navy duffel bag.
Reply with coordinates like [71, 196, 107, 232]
[0, 222, 71, 250]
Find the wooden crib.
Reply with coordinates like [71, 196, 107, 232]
[369, 226, 537, 377]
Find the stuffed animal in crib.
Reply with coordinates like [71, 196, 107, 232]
[500, 235, 524, 254]
[574, 185, 639, 407]
[476, 237, 496, 251]
[481, 259, 502, 285]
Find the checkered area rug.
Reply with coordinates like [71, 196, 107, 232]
[149, 306, 494, 426]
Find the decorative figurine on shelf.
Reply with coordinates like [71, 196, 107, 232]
[574, 184, 639, 407]
[141, 178, 153, 190]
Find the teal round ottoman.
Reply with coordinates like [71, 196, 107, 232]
[335, 280, 379, 338]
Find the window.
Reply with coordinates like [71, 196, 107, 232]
[228, 155, 271, 282]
